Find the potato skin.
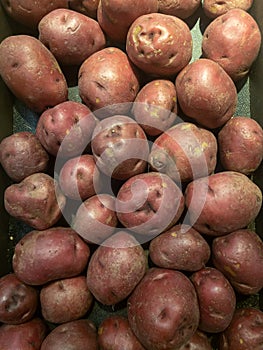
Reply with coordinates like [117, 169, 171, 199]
[158, 0, 201, 19]
[203, 0, 254, 19]
[69, 0, 100, 18]
[4, 172, 66, 230]
[127, 268, 200, 350]
[86, 231, 147, 305]
[40, 319, 99, 350]
[39, 9, 106, 66]
[0, 273, 38, 325]
[175, 58, 237, 129]
[0, 131, 49, 182]
[185, 171, 262, 235]
[218, 116, 263, 175]
[0, 35, 68, 113]
[179, 330, 212, 350]
[202, 9, 262, 81]
[126, 13, 192, 77]
[212, 229, 263, 295]
[149, 224, 210, 271]
[12, 227, 90, 285]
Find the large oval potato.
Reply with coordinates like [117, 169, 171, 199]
[203, 0, 254, 19]
[0, 35, 68, 113]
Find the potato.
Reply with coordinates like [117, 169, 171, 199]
[212, 229, 263, 294]
[175, 58, 237, 129]
[202, 9, 262, 81]
[218, 116, 263, 175]
[149, 224, 210, 271]
[131, 79, 178, 136]
[184, 171, 262, 235]
[12, 227, 90, 285]
[0, 35, 68, 113]
[158, 0, 201, 19]
[97, 0, 158, 43]
[191, 267, 236, 333]
[203, 0, 254, 19]
[127, 267, 200, 350]
[219, 307, 263, 350]
[39, 9, 106, 66]
[40, 275, 93, 324]
[86, 231, 147, 305]
[69, 0, 100, 18]
[98, 315, 146, 350]
[116, 172, 185, 238]
[179, 330, 212, 350]
[0, 318, 47, 350]
[40, 319, 99, 350]
[148, 122, 218, 183]
[126, 13, 192, 77]
[0, 131, 49, 182]
[91, 115, 149, 180]
[1, 0, 69, 29]
[78, 47, 140, 115]
[4, 172, 66, 230]
[36, 100, 97, 157]
[72, 194, 118, 244]
[0, 273, 38, 325]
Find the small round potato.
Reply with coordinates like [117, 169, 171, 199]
[203, 0, 254, 19]
[158, 0, 201, 19]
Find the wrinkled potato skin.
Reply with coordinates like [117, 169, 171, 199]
[0, 318, 47, 350]
[0, 35, 68, 113]
[203, 0, 254, 19]
[132, 79, 177, 136]
[212, 229, 263, 295]
[175, 58, 237, 129]
[149, 224, 210, 271]
[4, 173, 66, 230]
[202, 9, 261, 81]
[126, 13, 192, 77]
[179, 330, 212, 350]
[158, 0, 201, 19]
[128, 268, 200, 350]
[69, 0, 100, 18]
[219, 307, 263, 350]
[41, 319, 99, 350]
[12, 227, 90, 285]
[0, 131, 49, 182]
[218, 116, 263, 175]
[0, 273, 38, 325]
[39, 9, 106, 66]
[185, 171, 262, 235]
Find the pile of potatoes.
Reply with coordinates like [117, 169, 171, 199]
[0, 0, 263, 349]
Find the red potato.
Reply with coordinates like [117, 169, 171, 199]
[40, 319, 99, 350]
[69, 0, 100, 18]
[191, 267, 236, 333]
[175, 58, 237, 129]
[212, 229, 263, 295]
[39, 9, 106, 66]
[72, 194, 118, 244]
[148, 122, 218, 183]
[127, 268, 200, 350]
[202, 9, 262, 81]
[0, 131, 49, 182]
[36, 100, 97, 157]
[4, 172, 66, 230]
[126, 13, 192, 77]
[12, 227, 90, 285]
[179, 330, 212, 350]
[0, 273, 38, 325]
[184, 171, 262, 235]
[218, 116, 263, 175]
[40, 275, 93, 324]
[0, 35, 68, 113]
[91, 115, 149, 180]
[78, 47, 140, 115]
[116, 172, 185, 238]
[158, 0, 201, 19]
[219, 307, 263, 350]
[0, 318, 47, 350]
[149, 224, 211, 271]
[203, 0, 254, 19]
[98, 315, 146, 350]
[131, 79, 178, 136]
[97, 0, 158, 43]
[86, 231, 148, 305]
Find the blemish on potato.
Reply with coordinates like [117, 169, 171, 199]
[171, 232, 177, 237]
[223, 265, 236, 277]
